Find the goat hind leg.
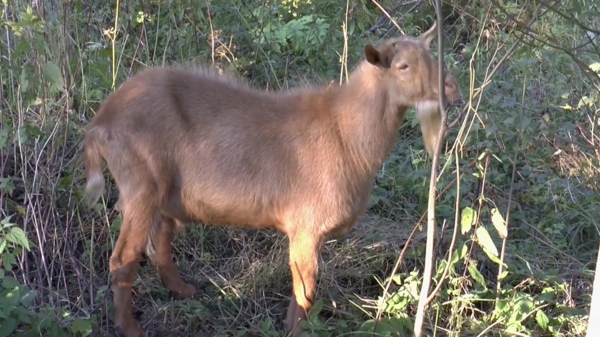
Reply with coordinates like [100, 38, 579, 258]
[109, 203, 157, 337]
[147, 216, 196, 299]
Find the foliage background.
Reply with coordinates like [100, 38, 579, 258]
[1, 0, 599, 336]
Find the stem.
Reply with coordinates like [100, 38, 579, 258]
[111, 0, 120, 90]
[413, 0, 445, 335]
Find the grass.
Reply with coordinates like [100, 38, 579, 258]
[0, 0, 599, 336]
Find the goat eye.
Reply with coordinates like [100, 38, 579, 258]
[398, 64, 409, 70]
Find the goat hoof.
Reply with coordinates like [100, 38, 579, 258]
[115, 322, 146, 337]
[285, 323, 306, 337]
[178, 283, 197, 299]
[170, 283, 196, 299]
[284, 308, 307, 337]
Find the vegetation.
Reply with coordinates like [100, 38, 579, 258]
[1, 0, 598, 336]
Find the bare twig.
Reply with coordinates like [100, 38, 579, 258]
[587, 242, 600, 337]
[366, 0, 424, 35]
[206, 0, 215, 66]
[448, 4, 545, 148]
[110, 0, 120, 90]
[496, 70, 527, 297]
[369, 0, 406, 35]
[537, 0, 600, 34]
[340, 0, 350, 84]
[413, 0, 445, 335]
[425, 151, 461, 305]
[488, 0, 600, 87]
[374, 174, 460, 324]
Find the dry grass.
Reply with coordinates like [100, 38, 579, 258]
[78, 209, 422, 336]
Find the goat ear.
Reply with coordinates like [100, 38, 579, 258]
[365, 44, 382, 66]
[365, 44, 392, 68]
[419, 20, 438, 50]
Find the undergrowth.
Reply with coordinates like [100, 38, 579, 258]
[0, 0, 598, 336]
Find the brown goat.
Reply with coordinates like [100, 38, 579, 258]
[82, 22, 461, 337]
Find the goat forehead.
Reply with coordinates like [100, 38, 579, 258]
[384, 40, 429, 59]
[385, 36, 422, 48]
[392, 47, 432, 64]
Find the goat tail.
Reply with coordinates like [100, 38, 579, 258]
[82, 128, 107, 208]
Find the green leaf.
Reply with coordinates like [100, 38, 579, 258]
[19, 288, 37, 307]
[490, 208, 507, 239]
[308, 298, 324, 322]
[468, 264, 487, 289]
[0, 317, 18, 337]
[357, 319, 377, 334]
[451, 244, 468, 265]
[475, 226, 498, 257]
[461, 207, 477, 235]
[2, 276, 20, 289]
[358, 317, 412, 336]
[535, 309, 549, 330]
[1, 216, 14, 225]
[259, 316, 273, 332]
[12, 306, 33, 324]
[516, 296, 534, 314]
[386, 316, 412, 334]
[71, 318, 93, 335]
[482, 246, 505, 266]
[41, 61, 65, 92]
[495, 299, 508, 313]
[3, 286, 22, 311]
[110, 215, 123, 230]
[0, 126, 10, 149]
[0, 238, 6, 255]
[2, 252, 16, 270]
[589, 62, 600, 72]
[0, 178, 15, 196]
[6, 227, 30, 251]
[18, 126, 44, 144]
[539, 287, 556, 303]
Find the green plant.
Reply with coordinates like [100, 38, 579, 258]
[0, 217, 31, 271]
[0, 217, 71, 337]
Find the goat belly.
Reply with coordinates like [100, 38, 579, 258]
[176, 192, 284, 230]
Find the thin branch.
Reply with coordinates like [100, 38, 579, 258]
[425, 151, 461, 305]
[447, 5, 546, 133]
[538, 0, 600, 35]
[366, 0, 424, 35]
[413, 0, 445, 335]
[586, 242, 600, 337]
[487, 0, 600, 87]
[369, 0, 405, 35]
[496, 70, 527, 297]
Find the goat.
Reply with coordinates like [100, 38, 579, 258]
[82, 21, 462, 337]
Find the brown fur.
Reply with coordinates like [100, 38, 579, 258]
[82, 22, 461, 337]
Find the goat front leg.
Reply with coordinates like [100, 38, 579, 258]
[285, 231, 323, 336]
